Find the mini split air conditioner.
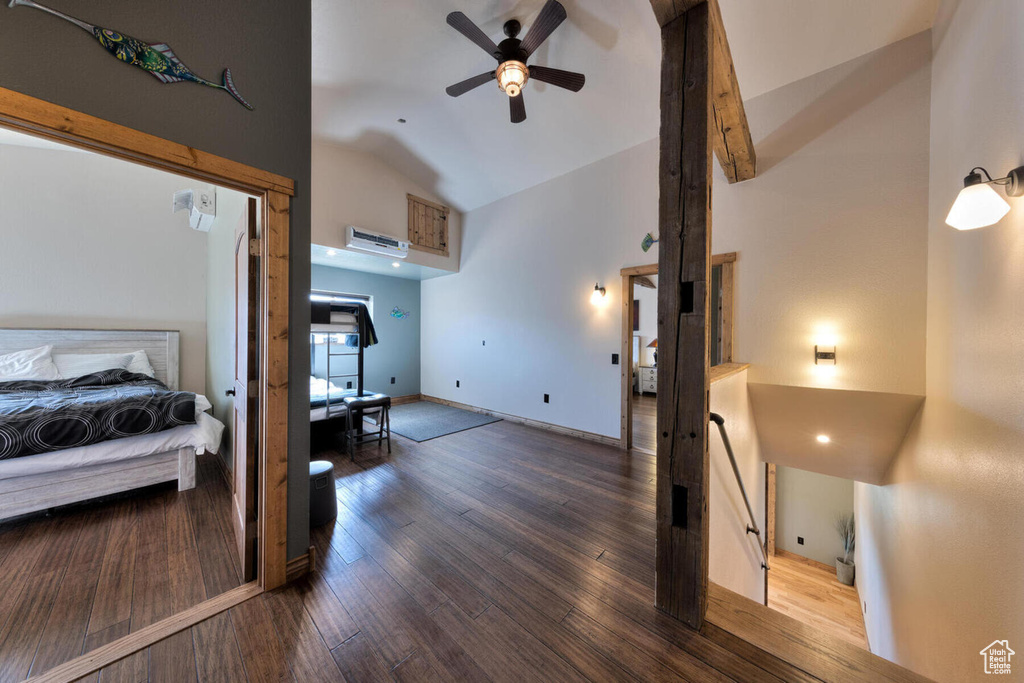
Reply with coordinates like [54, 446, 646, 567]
[345, 225, 409, 258]
[172, 188, 216, 232]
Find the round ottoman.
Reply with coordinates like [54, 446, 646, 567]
[309, 460, 337, 527]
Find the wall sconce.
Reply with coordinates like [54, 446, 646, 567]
[815, 345, 836, 365]
[591, 283, 607, 305]
[946, 166, 1024, 230]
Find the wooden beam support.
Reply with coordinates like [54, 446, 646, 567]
[655, 2, 713, 629]
[649, 0, 756, 183]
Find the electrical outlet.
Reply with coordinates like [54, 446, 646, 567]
[390, 377, 396, 384]
[543, 394, 550, 403]
[797, 536, 804, 545]
[456, 380, 460, 388]
[612, 353, 619, 365]
[346, 381, 353, 389]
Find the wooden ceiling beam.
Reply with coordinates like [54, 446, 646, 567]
[649, 0, 756, 183]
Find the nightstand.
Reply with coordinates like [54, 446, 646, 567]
[639, 365, 657, 395]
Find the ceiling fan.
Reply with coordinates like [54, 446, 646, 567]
[445, 0, 586, 124]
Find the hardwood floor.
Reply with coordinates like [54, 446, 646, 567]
[0, 453, 240, 682]
[631, 392, 657, 453]
[767, 550, 868, 650]
[89, 420, 929, 682]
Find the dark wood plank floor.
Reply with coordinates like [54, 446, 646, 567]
[86, 419, 930, 682]
[632, 392, 657, 453]
[0, 453, 240, 682]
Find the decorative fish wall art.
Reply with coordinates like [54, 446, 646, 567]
[390, 307, 411, 320]
[7, 0, 254, 110]
[641, 232, 659, 253]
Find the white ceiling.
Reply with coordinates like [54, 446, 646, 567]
[748, 383, 925, 485]
[312, 0, 938, 212]
[0, 126, 85, 153]
[311, 243, 451, 281]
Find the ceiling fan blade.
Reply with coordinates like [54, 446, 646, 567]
[519, 0, 567, 57]
[528, 65, 585, 92]
[510, 93, 526, 124]
[446, 71, 496, 97]
[446, 11, 501, 59]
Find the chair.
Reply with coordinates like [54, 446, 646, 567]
[342, 393, 392, 459]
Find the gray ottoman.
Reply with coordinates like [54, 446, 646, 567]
[309, 460, 337, 527]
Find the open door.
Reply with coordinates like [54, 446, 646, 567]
[232, 197, 259, 581]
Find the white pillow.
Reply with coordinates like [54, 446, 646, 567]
[53, 352, 132, 379]
[126, 350, 156, 377]
[0, 345, 60, 382]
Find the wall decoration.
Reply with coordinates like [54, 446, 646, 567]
[8, 0, 254, 110]
[390, 307, 411, 320]
[641, 232, 659, 253]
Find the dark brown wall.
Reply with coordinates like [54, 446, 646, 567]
[0, 0, 312, 558]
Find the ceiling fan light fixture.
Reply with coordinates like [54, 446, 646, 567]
[496, 60, 529, 97]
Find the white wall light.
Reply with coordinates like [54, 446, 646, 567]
[946, 166, 1024, 230]
[590, 283, 607, 305]
[816, 434, 831, 444]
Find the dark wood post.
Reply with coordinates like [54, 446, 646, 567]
[655, 1, 714, 629]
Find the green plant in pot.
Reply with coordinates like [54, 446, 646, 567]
[834, 513, 855, 586]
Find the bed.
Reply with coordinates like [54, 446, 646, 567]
[310, 301, 376, 424]
[0, 329, 223, 521]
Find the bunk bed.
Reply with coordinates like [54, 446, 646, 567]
[309, 299, 376, 424]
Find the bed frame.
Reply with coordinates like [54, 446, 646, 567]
[0, 328, 196, 521]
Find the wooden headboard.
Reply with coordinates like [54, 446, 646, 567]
[0, 328, 180, 390]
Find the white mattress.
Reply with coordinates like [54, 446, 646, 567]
[0, 411, 224, 480]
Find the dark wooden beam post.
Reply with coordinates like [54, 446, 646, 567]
[654, 1, 714, 629]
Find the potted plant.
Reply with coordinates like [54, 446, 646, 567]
[834, 513, 855, 586]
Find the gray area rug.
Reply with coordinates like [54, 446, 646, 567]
[384, 401, 501, 442]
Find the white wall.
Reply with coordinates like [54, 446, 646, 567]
[311, 142, 462, 272]
[775, 467, 854, 566]
[421, 140, 657, 437]
[421, 32, 931, 438]
[0, 143, 243, 395]
[709, 370, 766, 604]
[855, 3, 1024, 680]
[713, 31, 931, 396]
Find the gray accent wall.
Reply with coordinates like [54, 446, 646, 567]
[0, 0, 312, 559]
[311, 265, 421, 398]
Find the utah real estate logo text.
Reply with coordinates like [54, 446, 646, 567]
[980, 640, 1014, 675]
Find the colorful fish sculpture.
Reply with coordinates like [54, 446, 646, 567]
[641, 232, 659, 253]
[8, 0, 253, 110]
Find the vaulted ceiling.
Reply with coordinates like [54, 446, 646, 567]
[312, 0, 938, 212]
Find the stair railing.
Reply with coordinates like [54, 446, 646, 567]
[709, 412, 770, 571]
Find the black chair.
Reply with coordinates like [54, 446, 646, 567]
[342, 393, 392, 459]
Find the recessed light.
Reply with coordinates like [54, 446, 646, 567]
[816, 434, 831, 444]
[325, 249, 336, 257]
[392, 261, 400, 268]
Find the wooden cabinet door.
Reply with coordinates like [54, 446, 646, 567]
[407, 193, 449, 257]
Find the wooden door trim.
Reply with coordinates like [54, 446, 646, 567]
[1, 86, 292, 679]
[619, 254, 738, 450]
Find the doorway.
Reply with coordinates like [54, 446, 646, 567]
[0, 86, 291, 680]
[619, 253, 736, 450]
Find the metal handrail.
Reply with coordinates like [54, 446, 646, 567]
[710, 412, 770, 571]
